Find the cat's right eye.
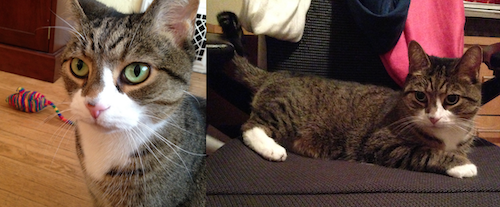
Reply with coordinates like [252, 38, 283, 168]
[414, 91, 427, 103]
[70, 58, 89, 78]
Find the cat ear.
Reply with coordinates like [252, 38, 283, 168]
[69, 0, 88, 31]
[145, 0, 199, 47]
[408, 41, 431, 76]
[457, 45, 482, 84]
[70, 0, 120, 30]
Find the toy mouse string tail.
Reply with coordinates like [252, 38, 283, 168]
[47, 100, 74, 125]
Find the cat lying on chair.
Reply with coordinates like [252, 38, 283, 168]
[218, 11, 482, 179]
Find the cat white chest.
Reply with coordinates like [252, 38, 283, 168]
[77, 121, 161, 180]
[429, 127, 470, 151]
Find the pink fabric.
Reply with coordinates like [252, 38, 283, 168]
[380, 0, 465, 87]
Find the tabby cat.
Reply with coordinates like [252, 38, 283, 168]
[218, 12, 482, 178]
[60, 0, 205, 206]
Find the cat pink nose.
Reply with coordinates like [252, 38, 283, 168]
[429, 117, 440, 125]
[86, 103, 110, 119]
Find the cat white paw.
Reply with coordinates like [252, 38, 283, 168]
[243, 127, 287, 161]
[446, 164, 477, 178]
[259, 144, 287, 161]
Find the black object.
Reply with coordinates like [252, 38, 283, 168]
[207, 138, 500, 206]
[481, 42, 500, 104]
[217, 11, 245, 56]
[347, 0, 411, 54]
[265, 0, 400, 89]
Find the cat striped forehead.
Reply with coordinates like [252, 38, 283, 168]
[63, 13, 156, 65]
[405, 58, 479, 99]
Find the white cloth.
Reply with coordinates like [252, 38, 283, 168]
[239, 0, 311, 42]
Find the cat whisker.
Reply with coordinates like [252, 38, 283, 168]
[41, 108, 73, 124]
[141, 114, 164, 122]
[470, 117, 500, 130]
[132, 125, 188, 170]
[387, 117, 416, 129]
[142, 112, 200, 138]
[183, 90, 201, 106]
[389, 116, 416, 130]
[128, 17, 145, 50]
[138, 121, 199, 157]
[42, 108, 74, 152]
[50, 10, 87, 43]
[50, 118, 75, 165]
[391, 117, 419, 137]
[39, 25, 85, 46]
[393, 123, 415, 137]
[164, 113, 202, 137]
[38, 25, 77, 33]
[456, 121, 477, 131]
[57, 102, 73, 105]
[37, 113, 68, 165]
[451, 124, 471, 134]
[109, 133, 131, 199]
[125, 128, 147, 192]
[45, 113, 73, 145]
[139, 117, 206, 156]
[137, 123, 195, 180]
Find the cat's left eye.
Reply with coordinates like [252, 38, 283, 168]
[445, 95, 460, 105]
[122, 63, 150, 84]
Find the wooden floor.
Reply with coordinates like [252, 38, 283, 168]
[0, 71, 206, 207]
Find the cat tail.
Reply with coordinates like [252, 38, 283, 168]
[217, 11, 268, 91]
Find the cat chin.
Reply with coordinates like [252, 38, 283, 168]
[79, 120, 134, 132]
[74, 111, 142, 131]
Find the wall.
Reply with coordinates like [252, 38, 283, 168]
[206, 0, 242, 25]
[96, 0, 144, 13]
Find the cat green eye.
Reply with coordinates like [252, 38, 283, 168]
[445, 95, 460, 105]
[414, 91, 427, 103]
[70, 58, 89, 78]
[122, 63, 150, 84]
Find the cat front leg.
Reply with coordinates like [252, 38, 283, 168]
[386, 146, 476, 178]
[396, 147, 476, 178]
[242, 126, 287, 161]
[426, 151, 477, 178]
[367, 128, 477, 178]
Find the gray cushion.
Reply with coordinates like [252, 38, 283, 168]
[207, 138, 500, 206]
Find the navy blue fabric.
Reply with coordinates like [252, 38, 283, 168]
[347, 0, 411, 54]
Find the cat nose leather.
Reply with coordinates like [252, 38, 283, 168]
[86, 103, 110, 119]
[429, 117, 440, 125]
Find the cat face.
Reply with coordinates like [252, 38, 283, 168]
[403, 41, 482, 138]
[61, 0, 198, 131]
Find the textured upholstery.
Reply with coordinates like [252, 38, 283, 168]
[207, 138, 500, 206]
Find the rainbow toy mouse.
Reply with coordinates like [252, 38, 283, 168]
[6, 87, 73, 125]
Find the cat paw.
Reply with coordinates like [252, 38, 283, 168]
[259, 144, 287, 161]
[446, 164, 477, 178]
[243, 127, 287, 161]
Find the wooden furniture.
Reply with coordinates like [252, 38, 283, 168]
[465, 36, 500, 146]
[0, 0, 70, 83]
